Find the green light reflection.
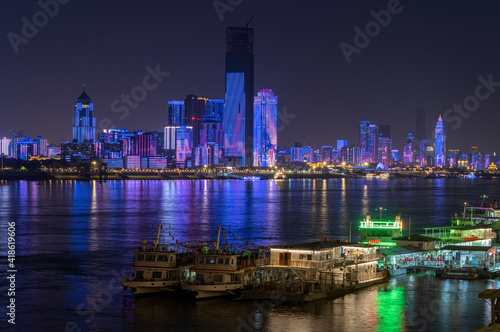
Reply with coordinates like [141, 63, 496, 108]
[376, 286, 406, 332]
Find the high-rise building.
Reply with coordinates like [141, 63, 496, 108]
[72, 88, 96, 143]
[419, 139, 427, 167]
[322, 146, 333, 165]
[185, 95, 207, 147]
[0, 137, 11, 156]
[377, 137, 392, 167]
[416, 108, 427, 140]
[37, 136, 48, 157]
[176, 126, 193, 168]
[196, 115, 223, 166]
[17, 137, 38, 160]
[168, 100, 184, 126]
[434, 115, 446, 167]
[337, 140, 348, 150]
[253, 88, 277, 167]
[403, 132, 414, 164]
[206, 99, 224, 117]
[359, 121, 378, 163]
[224, 27, 254, 167]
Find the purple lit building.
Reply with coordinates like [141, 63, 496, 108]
[403, 133, 414, 164]
[224, 27, 254, 167]
[176, 126, 193, 168]
[434, 115, 446, 167]
[253, 88, 277, 167]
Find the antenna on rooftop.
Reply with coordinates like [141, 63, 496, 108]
[245, 15, 254, 28]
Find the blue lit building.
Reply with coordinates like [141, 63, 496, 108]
[434, 115, 446, 167]
[206, 99, 224, 117]
[176, 126, 193, 168]
[337, 139, 348, 150]
[72, 88, 96, 143]
[253, 88, 277, 167]
[195, 115, 223, 166]
[168, 100, 184, 126]
[403, 132, 414, 164]
[359, 121, 377, 163]
[17, 137, 38, 160]
[224, 27, 254, 167]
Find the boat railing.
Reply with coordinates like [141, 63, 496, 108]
[264, 259, 342, 270]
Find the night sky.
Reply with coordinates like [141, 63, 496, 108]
[2, 1, 500, 154]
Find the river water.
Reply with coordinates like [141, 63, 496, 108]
[1, 178, 500, 331]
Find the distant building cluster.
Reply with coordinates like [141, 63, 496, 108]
[1, 28, 498, 172]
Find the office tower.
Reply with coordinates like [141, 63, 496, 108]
[0, 137, 11, 156]
[164, 126, 179, 150]
[403, 132, 414, 164]
[72, 88, 96, 142]
[132, 132, 158, 157]
[9, 130, 23, 158]
[185, 95, 207, 147]
[197, 115, 223, 166]
[17, 137, 38, 160]
[168, 100, 184, 126]
[322, 146, 333, 165]
[434, 115, 446, 167]
[359, 121, 378, 163]
[253, 88, 277, 167]
[206, 99, 224, 117]
[378, 125, 391, 139]
[377, 137, 392, 167]
[415, 108, 426, 140]
[176, 126, 193, 168]
[337, 139, 348, 150]
[391, 150, 400, 165]
[224, 26, 254, 167]
[419, 139, 427, 167]
[37, 136, 48, 157]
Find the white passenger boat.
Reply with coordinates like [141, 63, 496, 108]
[121, 223, 193, 295]
[180, 226, 262, 299]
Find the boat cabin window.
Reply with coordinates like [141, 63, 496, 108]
[152, 271, 162, 279]
[170, 255, 174, 262]
[136, 254, 144, 261]
[157, 255, 166, 262]
[145, 255, 155, 261]
[196, 257, 205, 264]
[207, 257, 216, 264]
[299, 254, 312, 260]
[214, 275, 223, 282]
[327, 254, 331, 260]
[319, 255, 325, 261]
[135, 271, 144, 279]
[218, 258, 230, 264]
[196, 274, 204, 281]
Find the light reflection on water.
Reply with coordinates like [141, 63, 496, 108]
[2, 178, 500, 331]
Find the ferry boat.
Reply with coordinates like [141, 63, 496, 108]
[243, 176, 261, 181]
[121, 223, 193, 295]
[180, 226, 264, 299]
[274, 170, 288, 180]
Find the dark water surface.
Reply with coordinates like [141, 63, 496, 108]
[1, 178, 500, 331]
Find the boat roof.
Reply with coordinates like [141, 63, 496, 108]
[439, 245, 492, 252]
[423, 225, 493, 231]
[392, 235, 441, 242]
[270, 241, 365, 251]
[378, 245, 429, 256]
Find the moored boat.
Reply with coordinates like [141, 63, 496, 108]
[121, 223, 193, 295]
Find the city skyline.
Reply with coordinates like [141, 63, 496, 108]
[2, 1, 500, 153]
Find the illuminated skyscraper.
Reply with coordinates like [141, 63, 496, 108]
[168, 100, 184, 126]
[72, 88, 96, 142]
[337, 140, 348, 150]
[206, 99, 224, 117]
[359, 121, 377, 163]
[185, 95, 207, 147]
[253, 88, 277, 167]
[377, 137, 392, 167]
[403, 132, 414, 164]
[176, 126, 193, 168]
[434, 115, 446, 167]
[419, 139, 427, 167]
[224, 27, 254, 167]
